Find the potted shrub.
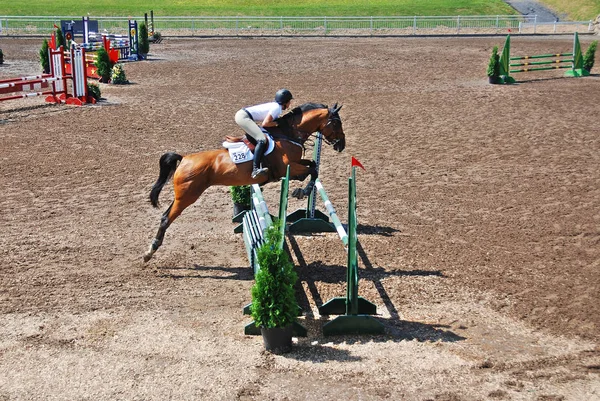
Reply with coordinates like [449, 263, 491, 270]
[95, 46, 114, 83]
[87, 82, 101, 102]
[583, 40, 598, 73]
[40, 39, 50, 74]
[55, 27, 66, 50]
[250, 224, 299, 354]
[139, 22, 150, 60]
[487, 46, 500, 84]
[230, 185, 251, 219]
[111, 63, 129, 85]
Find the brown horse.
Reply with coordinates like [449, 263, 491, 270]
[144, 103, 345, 262]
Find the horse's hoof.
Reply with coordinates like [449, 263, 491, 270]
[292, 188, 305, 199]
[143, 252, 153, 263]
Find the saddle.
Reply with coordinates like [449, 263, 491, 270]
[224, 133, 270, 153]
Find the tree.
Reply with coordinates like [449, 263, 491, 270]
[55, 27, 66, 50]
[40, 39, 50, 74]
[139, 22, 150, 59]
[95, 47, 114, 83]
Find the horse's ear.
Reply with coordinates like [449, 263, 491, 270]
[333, 103, 343, 114]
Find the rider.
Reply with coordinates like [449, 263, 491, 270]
[235, 89, 293, 179]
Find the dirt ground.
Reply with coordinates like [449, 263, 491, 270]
[1, 35, 599, 400]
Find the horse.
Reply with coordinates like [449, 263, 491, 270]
[144, 102, 346, 262]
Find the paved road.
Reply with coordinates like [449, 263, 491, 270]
[504, 0, 561, 22]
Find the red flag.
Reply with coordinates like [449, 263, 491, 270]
[53, 24, 60, 29]
[351, 156, 365, 171]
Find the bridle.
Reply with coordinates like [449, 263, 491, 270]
[319, 112, 343, 148]
[284, 107, 344, 148]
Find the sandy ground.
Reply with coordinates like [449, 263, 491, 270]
[0, 35, 599, 400]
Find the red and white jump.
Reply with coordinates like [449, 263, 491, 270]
[0, 46, 95, 106]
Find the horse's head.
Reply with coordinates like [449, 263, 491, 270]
[319, 103, 345, 152]
[275, 103, 346, 152]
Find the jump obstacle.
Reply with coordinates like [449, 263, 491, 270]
[0, 46, 94, 106]
[498, 32, 589, 84]
[240, 133, 384, 336]
[51, 17, 140, 79]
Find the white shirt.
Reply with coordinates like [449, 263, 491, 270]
[245, 102, 282, 122]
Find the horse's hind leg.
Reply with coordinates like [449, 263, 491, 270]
[144, 188, 202, 262]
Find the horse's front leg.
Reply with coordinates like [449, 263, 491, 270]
[289, 159, 317, 200]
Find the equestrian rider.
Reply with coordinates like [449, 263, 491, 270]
[235, 89, 294, 179]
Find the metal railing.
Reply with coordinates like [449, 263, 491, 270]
[0, 15, 595, 37]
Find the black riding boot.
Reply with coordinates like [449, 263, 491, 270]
[251, 140, 269, 179]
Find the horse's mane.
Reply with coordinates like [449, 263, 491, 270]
[272, 103, 328, 136]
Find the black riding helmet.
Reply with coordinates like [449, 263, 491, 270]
[275, 88, 293, 105]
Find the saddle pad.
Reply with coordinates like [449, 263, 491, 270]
[222, 133, 275, 164]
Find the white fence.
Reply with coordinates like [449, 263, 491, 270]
[0, 15, 595, 37]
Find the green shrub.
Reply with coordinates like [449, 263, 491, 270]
[94, 47, 114, 83]
[230, 185, 251, 207]
[111, 63, 129, 84]
[139, 22, 150, 59]
[40, 39, 50, 74]
[250, 223, 299, 329]
[55, 27, 66, 50]
[583, 40, 597, 72]
[0, 49, 4, 65]
[487, 45, 500, 79]
[87, 82, 101, 101]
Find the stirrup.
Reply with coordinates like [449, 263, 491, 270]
[251, 167, 269, 179]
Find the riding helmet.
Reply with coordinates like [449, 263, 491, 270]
[275, 88, 293, 105]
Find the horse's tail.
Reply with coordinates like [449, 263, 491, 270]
[149, 152, 183, 208]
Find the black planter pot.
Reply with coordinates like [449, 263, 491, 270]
[233, 202, 250, 219]
[260, 325, 293, 354]
[488, 75, 499, 84]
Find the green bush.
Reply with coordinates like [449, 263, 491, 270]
[250, 223, 299, 329]
[111, 63, 129, 84]
[40, 39, 50, 74]
[87, 82, 101, 101]
[583, 40, 597, 72]
[55, 27, 66, 50]
[94, 47, 114, 83]
[0, 49, 4, 65]
[230, 185, 251, 207]
[487, 45, 500, 79]
[139, 22, 150, 59]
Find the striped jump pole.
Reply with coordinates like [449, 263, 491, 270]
[498, 32, 588, 84]
[0, 47, 67, 103]
[314, 179, 348, 246]
[242, 183, 274, 275]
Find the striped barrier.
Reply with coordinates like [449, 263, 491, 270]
[0, 46, 94, 106]
[241, 166, 289, 275]
[81, 18, 139, 62]
[498, 32, 588, 84]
